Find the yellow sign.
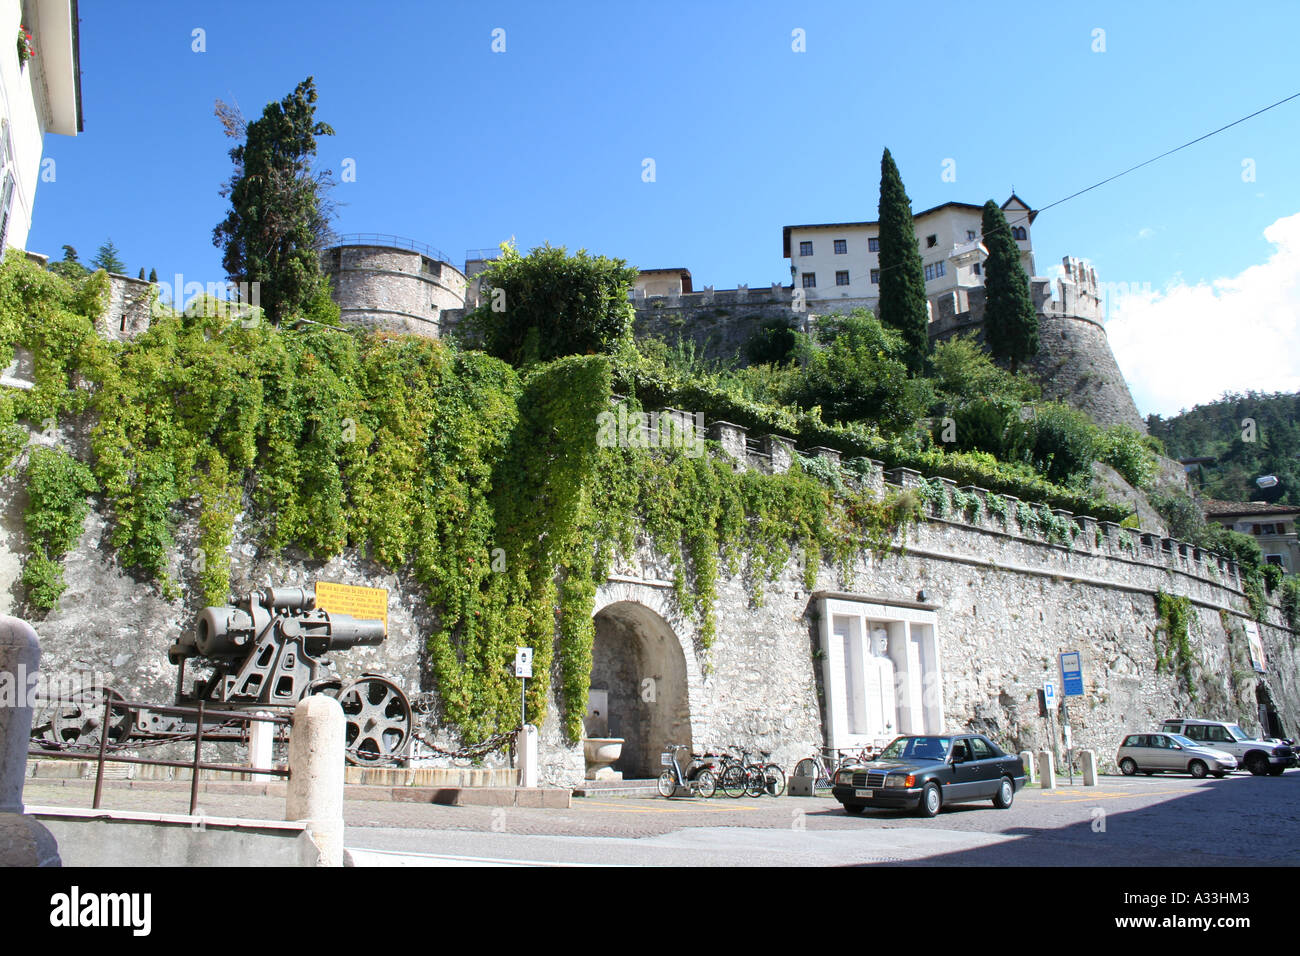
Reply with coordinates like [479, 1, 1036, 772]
[315, 581, 389, 634]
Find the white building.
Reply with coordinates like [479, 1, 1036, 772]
[0, 0, 82, 252]
[782, 195, 1036, 315]
[1203, 499, 1300, 572]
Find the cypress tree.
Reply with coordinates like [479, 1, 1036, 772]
[148, 268, 158, 283]
[876, 148, 931, 373]
[980, 200, 1038, 374]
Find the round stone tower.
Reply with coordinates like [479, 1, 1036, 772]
[323, 236, 467, 337]
[929, 256, 1146, 433]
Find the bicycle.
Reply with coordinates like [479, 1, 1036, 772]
[658, 744, 717, 798]
[793, 746, 872, 791]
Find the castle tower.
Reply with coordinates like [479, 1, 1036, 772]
[931, 256, 1147, 433]
[323, 236, 467, 336]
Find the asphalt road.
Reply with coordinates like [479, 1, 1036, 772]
[23, 768, 1300, 866]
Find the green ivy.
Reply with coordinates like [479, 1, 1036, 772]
[1154, 590, 1196, 703]
[22, 445, 97, 608]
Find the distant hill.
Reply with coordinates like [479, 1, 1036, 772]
[1147, 391, 1300, 505]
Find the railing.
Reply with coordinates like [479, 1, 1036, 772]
[333, 233, 451, 264]
[30, 696, 293, 815]
[465, 247, 504, 262]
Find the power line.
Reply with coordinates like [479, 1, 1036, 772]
[810, 90, 1300, 288]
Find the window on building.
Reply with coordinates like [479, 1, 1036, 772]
[935, 261, 945, 278]
[870, 269, 880, 284]
[799, 240, 814, 257]
[924, 262, 946, 281]
[1252, 524, 1262, 535]
[1012, 226, 1028, 241]
[972, 263, 982, 276]
[926, 234, 938, 248]
[0, 173, 14, 250]
[1266, 555, 1284, 566]
[835, 270, 850, 286]
[966, 229, 976, 241]
[802, 273, 816, 288]
[834, 239, 847, 254]
[868, 237, 879, 252]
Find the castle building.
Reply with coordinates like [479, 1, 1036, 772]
[0, 0, 81, 252]
[1203, 499, 1300, 572]
[782, 195, 1036, 316]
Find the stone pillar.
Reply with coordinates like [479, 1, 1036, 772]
[807, 446, 842, 466]
[1076, 516, 1098, 550]
[286, 695, 345, 867]
[517, 724, 539, 789]
[762, 435, 796, 474]
[0, 616, 40, 814]
[707, 421, 748, 468]
[883, 467, 922, 489]
[0, 615, 61, 866]
[1019, 750, 1036, 785]
[1080, 749, 1098, 786]
[1036, 750, 1056, 790]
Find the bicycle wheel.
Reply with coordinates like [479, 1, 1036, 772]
[720, 764, 747, 798]
[763, 764, 786, 797]
[657, 771, 677, 798]
[695, 769, 717, 798]
[745, 767, 765, 797]
[793, 757, 822, 788]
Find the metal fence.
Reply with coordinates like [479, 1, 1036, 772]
[30, 696, 292, 815]
[332, 233, 451, 264]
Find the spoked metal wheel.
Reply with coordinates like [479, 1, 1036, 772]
[695, 769, 717, 798]
[335, 675, 412, 766]
[762, 764, 786, 797]
[720, 764, 747, 798]
[49, 685, 133, 751]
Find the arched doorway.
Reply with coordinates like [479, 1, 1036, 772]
[588, 601, 691, 779]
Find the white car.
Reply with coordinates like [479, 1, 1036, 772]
[1116, 733, 1237, 778]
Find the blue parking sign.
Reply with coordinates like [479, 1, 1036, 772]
[1060, 651, 1084, 697]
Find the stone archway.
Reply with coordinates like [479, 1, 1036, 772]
[588, 600, 692, 780]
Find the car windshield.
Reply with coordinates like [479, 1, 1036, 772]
[877, 736, 953, 761]
[1227, 725, 1249, 741]
[1168, 734, 1199, 748]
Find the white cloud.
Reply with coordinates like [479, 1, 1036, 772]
[1105, 211, 1300, 418]
[1136, 226, 1156, 240]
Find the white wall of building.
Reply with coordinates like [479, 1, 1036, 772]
[0, 0, 79, 252]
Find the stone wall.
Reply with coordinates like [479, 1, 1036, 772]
[101, 274, 152, 341]
[4, 412, 1293, 789]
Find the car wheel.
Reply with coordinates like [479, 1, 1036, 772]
[1246, 753, 1269, 776]
[843, 804, 865, 815]
[993, 776, 1015, 809]
[1120, 758, 1137, 776]
[1189, 760, 1208, 779]
[917, 782, 942, 818]
[1268, 765, 1285, 777]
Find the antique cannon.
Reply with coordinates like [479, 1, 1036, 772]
[34, 586, 414, 766]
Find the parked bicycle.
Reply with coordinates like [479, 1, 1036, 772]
[658, 744, 717, 798]
[719, 748, 785, 797]
[793, 746, 873, 791]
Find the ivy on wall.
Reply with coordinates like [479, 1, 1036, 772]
[1154, 589, 1197, 703]
[0, 253, 926, 745]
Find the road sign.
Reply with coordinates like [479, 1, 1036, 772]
[1060, 652, 1084, 697]
[514, 647, 534, 678]
[1043, 681, 1056, 708]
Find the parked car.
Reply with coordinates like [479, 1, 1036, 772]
[1159, 718, 1295, 776]
[831, 733, 1027, 818]
[1116, 732, 1237, 778]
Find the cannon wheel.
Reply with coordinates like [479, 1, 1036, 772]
[49, 685, 133, 750]
[335, 676, 412, 766]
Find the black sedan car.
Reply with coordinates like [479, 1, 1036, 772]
[831, 734, 1027, 817]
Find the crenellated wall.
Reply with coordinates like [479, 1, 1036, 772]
[5, 404, 1293, 788]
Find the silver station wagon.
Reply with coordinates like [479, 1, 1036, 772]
[1116, 732, 1237, 778]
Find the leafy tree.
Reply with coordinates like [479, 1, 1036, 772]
[929, 334, 1039, 405]
[981, 200, 1038, 373]
[788, 309, 933, 434]
[744, 317, 799, 366]
[148, 268, 158, 283]
[461, 242, 638, 366]
[1027, 403, 1099, 485]
[48, 245, 88, 281]
[91, 239, 127, 274]
[876, 148, 930, 374]
[138, 268, 145, 280]
[212, 77, 337, 325]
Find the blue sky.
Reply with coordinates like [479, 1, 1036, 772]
[29, 1, 1300, 417]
